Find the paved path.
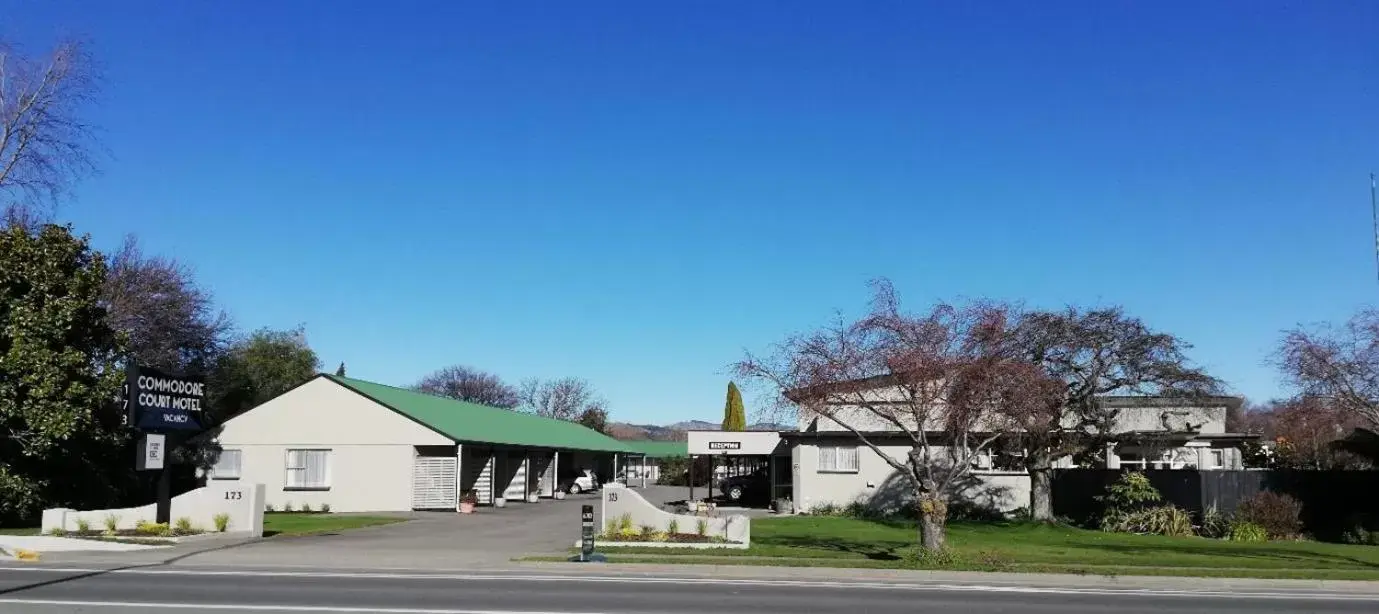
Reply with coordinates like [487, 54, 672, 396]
[0, 565, 1376, 613]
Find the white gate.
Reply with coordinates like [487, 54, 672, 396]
[411, 455, 457, 510]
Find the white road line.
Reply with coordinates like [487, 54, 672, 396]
[1, 566, 1377, 601]
[0, 600, 601, 613]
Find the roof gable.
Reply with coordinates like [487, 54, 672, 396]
[326, 375, 632, 453]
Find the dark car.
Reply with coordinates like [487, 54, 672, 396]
[718, 468, 769, 503]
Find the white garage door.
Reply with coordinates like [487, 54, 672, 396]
[412, 456, 457, 510]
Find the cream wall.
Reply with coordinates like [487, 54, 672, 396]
[213, 377, 453, 513]
[793, 441, 1029, 515]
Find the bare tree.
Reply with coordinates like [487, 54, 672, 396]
[0, 38, 100, 212]
[518, 377, 603, 422]
[738, 280, 1053, 550]
[415, 365, 519, 409]
[1277, 309, 1379, 431]
[102, 235, 233, 376]
[1006, 307, 1220, 521]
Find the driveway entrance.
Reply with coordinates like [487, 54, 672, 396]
[180, 492, 607, 568]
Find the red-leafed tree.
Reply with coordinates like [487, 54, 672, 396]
[1006, 307, 1221, 521]
[737, 280, 1060, 550]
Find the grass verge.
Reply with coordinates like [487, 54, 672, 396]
[0, 528, 40, 536]
[263, 513, 406, 537]
[526, 516, 1379, 580]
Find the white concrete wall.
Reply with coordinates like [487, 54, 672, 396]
[599, 483, 749, 545]
[43, 482, 266, 536]
[213, 377, 452, 512]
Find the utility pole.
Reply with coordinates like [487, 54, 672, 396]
[1372, 173, 1378, 284]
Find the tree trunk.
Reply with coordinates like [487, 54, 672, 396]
[916, 493, 948, 551]
[1028, 451, 1054, 522]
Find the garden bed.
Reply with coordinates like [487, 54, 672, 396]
[578, 532, 747, 550]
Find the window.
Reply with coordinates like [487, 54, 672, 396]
[1209, 449, 1225, 469]
[209, 449, 241, 480]
[285, 449, 331, 490]
[817, 445, 859, 472]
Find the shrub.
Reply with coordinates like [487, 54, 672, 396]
[695, 518, 708, 536]
[320, 503, 331, 513]
[809, 502, 841, 516]
[174, 517, 195, 534]
[1097, 472, 1161, 519]
[48, 527, 67, 537]
[1235, 492, 1302, 540]
[902, 547, 961, 569]
[265, 503, 276, 513]
[1229, 521, 1269, 543]
[283, 502, 295, 513]
[639, 525, 657, 539]
[617, 513, 634, 533]
[213, 513, 231, 533]
[1199, 505, 1231, 539]
[1102, 505, 1195, 537]
[666, 519, 680, 535]
[103, 514, 120, 534]
[74, 518, 91, 533]
[135, 520, 170, 536]
[605, 518, 619, 537]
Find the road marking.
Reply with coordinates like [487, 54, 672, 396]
[1, 566, 1377, 602]
[0, 600, 600, 614]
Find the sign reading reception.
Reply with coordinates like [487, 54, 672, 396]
[125, 364, 206, 431]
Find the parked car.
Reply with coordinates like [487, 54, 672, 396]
[718, 468, 769, 503]
[558, 469, 601, 494]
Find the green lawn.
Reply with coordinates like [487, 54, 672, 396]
[0, 527, 40, 536]
[541, 516, 1379, 580]
[263, 513, 406, 537]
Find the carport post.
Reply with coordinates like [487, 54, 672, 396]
[689, 455, 695, 502]
[455, 444, 465, 512]
[641, 454, 647, 488]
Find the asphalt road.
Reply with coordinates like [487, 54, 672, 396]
[0, 566, 1376, 613]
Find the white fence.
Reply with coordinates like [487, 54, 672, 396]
[42, 482, 265, 536]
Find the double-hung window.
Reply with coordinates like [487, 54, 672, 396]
[285, 449, 331, 490]
[209, 449, 242, 480]
[818, 445, 859, 473]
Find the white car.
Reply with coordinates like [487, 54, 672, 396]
[559, 469, 600, 494]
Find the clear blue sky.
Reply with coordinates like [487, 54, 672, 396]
[5, 1, 1377, 423]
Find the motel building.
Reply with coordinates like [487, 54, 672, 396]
[684, 375, 1251, 515]
[207, 375, 671, 512]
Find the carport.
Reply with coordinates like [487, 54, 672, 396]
[685, 430, 790, 507]
[616, 441, 688, 487]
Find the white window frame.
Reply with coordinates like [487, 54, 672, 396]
[209, 449, 242, 480]
[1209, 449, 1225, 469]
[285, 448, 332, 490]
[817, 445, 859, 473]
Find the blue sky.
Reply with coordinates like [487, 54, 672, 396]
[5, 1, 1377, 423]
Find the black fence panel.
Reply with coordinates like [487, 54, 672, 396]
[1053, 468, 1379, 540]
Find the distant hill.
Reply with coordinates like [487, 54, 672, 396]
[608, 420, 793, 441]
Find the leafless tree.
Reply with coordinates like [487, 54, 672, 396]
[518, 377, 604, 422]
[415, 365, 519, 408]
[1277, 309, 1379, 431]
[737, 280, 1054, 550]
[1006, 307, 1220, 521]
[0, 38, 100, 212]
[101, 235, 233, 376]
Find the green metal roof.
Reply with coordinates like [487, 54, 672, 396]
[619, 440, 688, 458]
[326, 375, 633, 453]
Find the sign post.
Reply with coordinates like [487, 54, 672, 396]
[123, 364, 206, 524]
[579, 504, 595, 562]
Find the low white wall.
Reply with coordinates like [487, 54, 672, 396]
[600, 483, 750, 544]
[42, 482, 265, 537]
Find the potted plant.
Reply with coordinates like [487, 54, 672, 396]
[494, 496, 507, 508]
[459, 491, 478, 514]
[527, 493, 540, 503]
[554, 490, 566, 500]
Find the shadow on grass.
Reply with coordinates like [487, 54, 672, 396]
[756, 534, 907, 561]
